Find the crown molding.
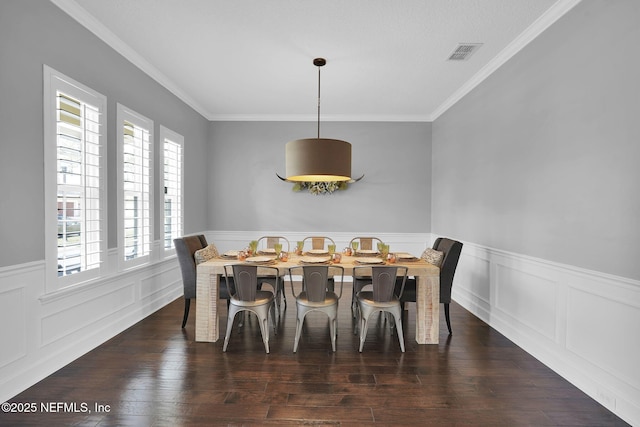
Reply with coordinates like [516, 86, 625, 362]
[207, 113, 431, 122]
[50, 0, 213, 119]
[429, 0, 583, 121]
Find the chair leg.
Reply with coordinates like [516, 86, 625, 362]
[358, 312, 370, 352]
[392, 309, 405, 352]
[181, 298, 191, 328]
[293, 311, 305, 353]
[444, 303, 452, 334]
[223, 307, 239, 352]
[259, 313, 270, 354]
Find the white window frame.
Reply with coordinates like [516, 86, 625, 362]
[43, 65, 107, 292]
[117, 103, 153, 269]
[159, 125, 184, 257]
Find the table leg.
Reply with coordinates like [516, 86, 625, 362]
[415, 274, 439, 344]
[195, 265, 219, 342]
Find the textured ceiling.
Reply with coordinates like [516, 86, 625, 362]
[53, 0, 581, 121]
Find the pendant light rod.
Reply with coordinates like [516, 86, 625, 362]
[314, 58, 326, 139]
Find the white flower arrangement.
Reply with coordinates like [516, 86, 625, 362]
[292, 181, 348, 195]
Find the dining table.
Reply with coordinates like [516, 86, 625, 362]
[195, 251, 441, 344]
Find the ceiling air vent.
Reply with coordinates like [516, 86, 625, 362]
[448, 43, 483, 61]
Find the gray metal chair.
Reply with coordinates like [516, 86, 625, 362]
[397, 237, 463, 334]
[349, 236, 384, 313]
[174, 235, 233, 328]
[301, 236, 336, 252]
[288, 265, 344, 352]
[348, 236, 383, 253]
[223, 264, 278, 353]
[353, 265, 408, 352]
[257, 235, 290, 254]
[256, 236, 290, 309]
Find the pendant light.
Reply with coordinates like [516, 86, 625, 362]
[280, 58, 361, 183]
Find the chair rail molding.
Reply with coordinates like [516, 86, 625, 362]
[449, 238, 640, 426]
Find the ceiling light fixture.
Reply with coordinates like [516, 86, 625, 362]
[278, 58, 363, 184]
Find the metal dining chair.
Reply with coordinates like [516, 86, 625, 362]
[301, 236, 337, 291]
[301, 236, 336, 252]
[288, 265, 345, 352]
[223, 264, 279, 353]
[353, 265, 408, 352]
[255, 235, 290, 309]
[348, 236, 383, 252]
[348, 236, 384, 314]
[256, 236, 291, 254]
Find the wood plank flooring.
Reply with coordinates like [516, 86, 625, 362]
[2, 285, 629, 426]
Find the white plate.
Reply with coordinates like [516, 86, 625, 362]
[223, 250, 239, 257]
[306, 249, 329, 255]
[300, 256, 331, 264]
[354, 257, 384, 264]
[245, 256, 275, 263]
[357, 249, 379, 255]
[258, 248, 276, 254]
[395, 252, 417, 259]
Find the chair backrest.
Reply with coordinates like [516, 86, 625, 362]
[302, 236, 335, 250]
[354, 266, 407, 303]
[302, 265, 330, 302]
[225, 264, 279, 302]
[226, 264, 259, 301]
[433, 238, 463, 304]
[289, 265, 345, 301]
[257, 236, 290, 253]
[174, 235, 207, 299]
[349, 237, 383, 251]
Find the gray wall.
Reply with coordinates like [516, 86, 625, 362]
[208, 121, 432, 233]
[0, 0, 211, 267]
[432, 0, 640, 280]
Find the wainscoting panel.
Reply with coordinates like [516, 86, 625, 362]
[41, 282, 136, 346]
[451, 240, 640, 426]
[454, 248, 491, 317]
[494, 262, 558, 340]
[566, 285, 640, 391]
[0, 287, 27, 367]
[0, 248, 183, 404]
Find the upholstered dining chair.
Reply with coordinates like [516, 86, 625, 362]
[397, 237, 463, 334]
[288, 265, 344, 352]
[353, 265, 408, 352]
[174, 235, 234, 328]
[223, 264, 279, 353]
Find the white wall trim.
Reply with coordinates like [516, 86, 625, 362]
[451, 239, 640, 426]
[0, 253, 183, 403]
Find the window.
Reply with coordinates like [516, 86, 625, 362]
[159, 126, 184, 253]
[117, 104, 153, 267]
[43, 66, 107, 291]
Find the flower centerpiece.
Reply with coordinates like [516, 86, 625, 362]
[292, 181, 348, 195]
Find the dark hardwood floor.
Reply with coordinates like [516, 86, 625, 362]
[2, 284, 628, 426]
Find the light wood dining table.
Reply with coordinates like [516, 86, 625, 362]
[195, 253, 441, 344]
